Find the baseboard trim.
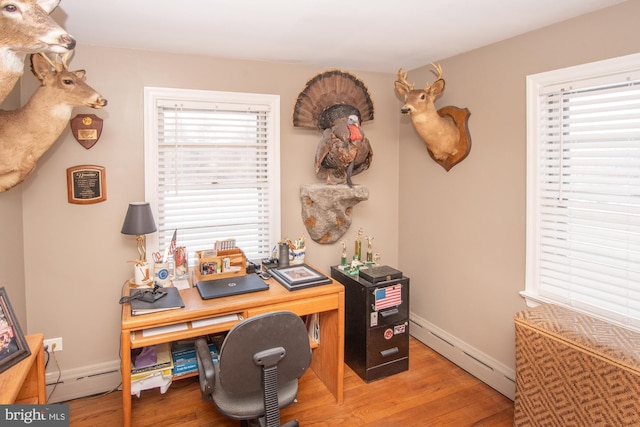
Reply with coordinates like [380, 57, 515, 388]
[409, 312, 516, 400]
[45, 359, 122, 403]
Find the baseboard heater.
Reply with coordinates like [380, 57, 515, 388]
[409, 314, 516, 400]
[513, 304, 640, 426]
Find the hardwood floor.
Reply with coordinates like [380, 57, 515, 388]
[65, 337, 514, 426]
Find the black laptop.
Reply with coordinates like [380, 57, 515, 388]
[196, 274, 269, 300]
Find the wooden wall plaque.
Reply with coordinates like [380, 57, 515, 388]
[70, 114, 103, 149]
[66, 165, 107, 204]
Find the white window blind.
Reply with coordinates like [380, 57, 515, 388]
[144, 87, 280, 262]
[525, 53, 640, 330]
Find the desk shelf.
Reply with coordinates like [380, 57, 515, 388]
[130, 312, 245, 348]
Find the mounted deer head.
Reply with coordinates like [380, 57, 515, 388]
[0, 52, 107, 192]
[394, 63, 471, 171]
[0, 0, 75, 103]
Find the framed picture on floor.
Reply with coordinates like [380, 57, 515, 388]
[0, 287, 30, 374]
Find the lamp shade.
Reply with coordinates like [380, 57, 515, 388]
[121, 202, 157, 236]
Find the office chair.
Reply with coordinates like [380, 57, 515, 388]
[195, 310, 312, 427]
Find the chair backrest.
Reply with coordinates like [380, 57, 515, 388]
[218, 310, 312, 395]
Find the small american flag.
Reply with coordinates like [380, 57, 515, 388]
[169, 229, 177, 255]
[374, 284, 402, 311]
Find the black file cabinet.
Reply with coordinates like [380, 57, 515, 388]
[331, 266, 410, 382]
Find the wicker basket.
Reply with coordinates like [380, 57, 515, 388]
[514, 304, 640, 426]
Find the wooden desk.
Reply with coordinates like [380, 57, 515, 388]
[0, 333, 46, 404]
[120, 276, 345, 427]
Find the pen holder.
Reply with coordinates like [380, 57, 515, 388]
[154, 259, 174, 286]
[133, 262, 152, 286]
[290, 247, 306, 265]
[278, 242, 290, 268]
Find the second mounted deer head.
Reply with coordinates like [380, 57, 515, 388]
[394, 63, 471, 171]
[0, 52, 107, 192]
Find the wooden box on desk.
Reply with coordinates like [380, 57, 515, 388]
[194, 248, 247, 282]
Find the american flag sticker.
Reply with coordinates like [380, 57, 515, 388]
[374, 284, 402, 311]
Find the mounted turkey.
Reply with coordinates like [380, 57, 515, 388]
[293, 70, 374, 187]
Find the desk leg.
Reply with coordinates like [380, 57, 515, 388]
[121, 331, 132, 427]
[310, 301, 344, 404]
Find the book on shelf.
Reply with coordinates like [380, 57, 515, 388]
[129, 286, 185, 316]
[305, 313, 320, 345]
[171, 339, 219, 378]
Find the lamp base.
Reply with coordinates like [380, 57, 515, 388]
[128, 278, 154, 288]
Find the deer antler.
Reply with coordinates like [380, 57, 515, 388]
[36, 53, 58, 70]
[37, 51, 74, 73]
[59, 50, 74, 70]
[396, 68, 415, 92]
[430, 63, 443, 81]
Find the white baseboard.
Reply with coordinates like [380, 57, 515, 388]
[409, 312, 516, 400]
[45, 359, 122, 403]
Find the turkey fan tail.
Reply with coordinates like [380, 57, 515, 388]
[292, 69, 375, 129]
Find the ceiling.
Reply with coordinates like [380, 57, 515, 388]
[51, 0, 626, 73]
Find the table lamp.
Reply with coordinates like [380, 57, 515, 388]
[121, 202, 157, 263]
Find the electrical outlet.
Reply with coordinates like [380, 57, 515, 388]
[44, 337, 63, 352]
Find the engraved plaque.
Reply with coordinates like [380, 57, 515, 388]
[70, 114, 103, 149]
[66, 165, 107, 204]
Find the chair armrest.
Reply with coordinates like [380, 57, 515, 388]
[195, 338, 215, 401]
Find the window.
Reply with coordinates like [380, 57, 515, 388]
[143, 87, 280, 262]
[524, 53, 640, 330]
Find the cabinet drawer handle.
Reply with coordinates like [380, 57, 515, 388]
[380, 308, 399, 317]
[380, 347, 399, 358]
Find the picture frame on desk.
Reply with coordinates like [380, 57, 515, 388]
[0, 287, 30, 374]
[270, 264, 332, 291]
